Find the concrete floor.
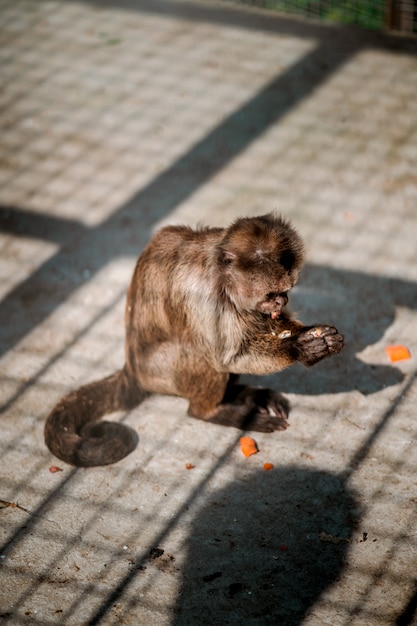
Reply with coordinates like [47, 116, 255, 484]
[1, 1, 417, 624]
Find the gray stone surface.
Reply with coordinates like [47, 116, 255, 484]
[1, 1, 417, 624]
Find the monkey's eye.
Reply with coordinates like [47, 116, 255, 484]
[266, 291, 288, 301]
[280, 250, 295, 272]
[222, 251, 235, 265]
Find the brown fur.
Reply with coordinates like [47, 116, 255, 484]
[44, 214, 343, 466]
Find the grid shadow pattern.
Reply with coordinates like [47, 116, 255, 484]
[1, 1, 417, 625]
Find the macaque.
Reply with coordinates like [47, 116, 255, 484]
[45, 214, 344, 467]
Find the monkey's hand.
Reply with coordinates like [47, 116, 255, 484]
[293, 325, 344, 367]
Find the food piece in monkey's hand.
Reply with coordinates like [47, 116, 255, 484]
[308, 327, 323, 338]
[240, 436, 259, 457]
[278, 330, 292, 339]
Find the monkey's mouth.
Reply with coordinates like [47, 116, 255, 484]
[258, 292, 288, 319]
[258, 302, 284, 319]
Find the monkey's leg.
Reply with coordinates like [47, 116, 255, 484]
[184, 367, 289, 433]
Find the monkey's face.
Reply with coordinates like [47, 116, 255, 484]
[224, 261, 298, 318]
[218, 214, 305, 319]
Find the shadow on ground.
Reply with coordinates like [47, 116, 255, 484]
[172, 466, 359, 626]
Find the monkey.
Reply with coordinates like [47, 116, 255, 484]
[44, 213, 344, 467]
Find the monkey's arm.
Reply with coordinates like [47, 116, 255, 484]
[186, 323, 343, 434]
[226, 323, 344, 376]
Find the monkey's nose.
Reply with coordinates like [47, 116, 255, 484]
[266, 292, 287, 304]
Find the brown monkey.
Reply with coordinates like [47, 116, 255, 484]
[45, 214, 343, 466]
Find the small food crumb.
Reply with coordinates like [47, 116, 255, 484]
[385, 345, 411, 362]
[185, 463, 195, 470]
[309, 328, 323, 338]
[263, 462, 274, 471]
[240, 436, 258, 458]
[49, 466, 63, 473]
[278, 330, 291, 339]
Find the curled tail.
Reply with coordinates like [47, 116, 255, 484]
[44, 368, 146, 467]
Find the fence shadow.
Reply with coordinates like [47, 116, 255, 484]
[172, 466, 359, 625]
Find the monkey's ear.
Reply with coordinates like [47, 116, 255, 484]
[221, 249, 236, 265]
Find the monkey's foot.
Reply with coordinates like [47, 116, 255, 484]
[191, 385, 290, 433]
[240, 410, 289, 432]
[236, 386, 289, 432]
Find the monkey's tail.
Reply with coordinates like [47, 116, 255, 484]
[44, 367, 146, 467]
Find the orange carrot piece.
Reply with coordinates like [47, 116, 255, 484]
[263, 462, 274, 471]
[185, 463, 195, 470]
[385, 345, 411, 362]
[240, 436, 258, 458]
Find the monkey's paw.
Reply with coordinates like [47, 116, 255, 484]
[239, 387, 290, 432]
[296, 325, 344, 366]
